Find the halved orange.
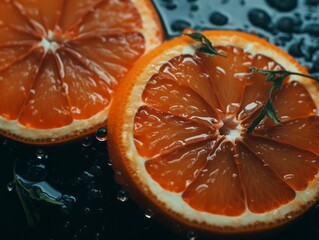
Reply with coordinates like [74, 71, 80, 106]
[107, 30, 319, 235]
[0, 0, 163, 144]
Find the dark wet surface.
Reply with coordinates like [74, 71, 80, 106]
[1, 0, 319, 240]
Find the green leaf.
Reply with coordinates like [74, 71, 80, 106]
[185, 32, 226, 57]
[266, 102, 281, 124]
[185, 32, 204, 42]
[246, 68, 319, 134]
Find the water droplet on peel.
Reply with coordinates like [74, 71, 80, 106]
[145, 208, 155, 219]
[186, 230, 197, 240]
[116, 189, 129, 202]
[96, 127, 107, 141]
[82, 137, 92, 147]
[7, 181, 14, 191]
[285, 213, 293, 219]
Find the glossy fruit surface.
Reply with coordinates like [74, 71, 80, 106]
[0, 0, 163, 144]
[108, 30, 319, 234]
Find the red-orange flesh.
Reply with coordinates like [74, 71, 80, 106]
[0, 0, 145, 128]
[133, 46, 319, 215]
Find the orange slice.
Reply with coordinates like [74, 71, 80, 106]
[0, 0, 163, 144]
[107, 30, 319, 235]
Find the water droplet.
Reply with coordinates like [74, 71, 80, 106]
[116, 189, 129, 202]
[304, 24, 319, 36]
[209, 12, 228, 26]
[96, 127, 107, 141]
[145, 208, 155, 219]
[186, 230, 197, 240]
[98, 208, 104, 215]
[248, 9, 271, 30]
[95, 233, 101, 240]
[276, 17, 297, 33]
[36, 149, 45, 159]
[82, 137, 92, 147]
[171, 19, 191, 32]
[306, 0, 319, 6]
[285, 213, 293, 219]
[83, 207, 91, 216]
[7, 181, 14, 192]
[165, 2, 177, 10]
[266, 0, 297, 12]
[64, 221, 70, 229]
[284, 173, 294, 180]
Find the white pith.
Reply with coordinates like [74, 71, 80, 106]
[119, 33, 319, 229]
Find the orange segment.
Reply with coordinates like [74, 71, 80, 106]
[134, 106, 216, 158]
[0, 27, 36, 46]
[242, 80, 318, 130]
[183, 140, 246, 216]
[0, 46, 32, 71]
[198, 46, 252, 113]
[158, 55, 221, 111]
[108, 30, 319, 235]
[76, 0, 142, 36]
[271, 81, 317, 121]
[243, 135, 319, 191]
[14, 0, 63, 30]
[0, 1, 34, 31]
[0, 0, 163, 143]
[58, 0, 102, 32]
[237, 55, 282, 121]
[256, 116, 319, 155]
[236, 142, 295, 213]
[145, 139, 217, 193]
[68, 32, 145, 89]
[0, 51, 41, 120]
[19, 54, 72, 129]
[58, 50, 110, 119]
[142, 75, 219, 127]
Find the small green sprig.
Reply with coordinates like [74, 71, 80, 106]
[246, 68, 319, 133]
[185, 32, 319, 134]
[185, 32, 226, 57]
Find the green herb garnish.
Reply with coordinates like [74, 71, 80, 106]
[245, 68, 319, 134]
[185, 32, 226, 57]
[186, 32, 319, 134]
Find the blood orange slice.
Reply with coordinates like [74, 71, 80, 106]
[0, 0, 163, 144]
[107, 30, 319, 235]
